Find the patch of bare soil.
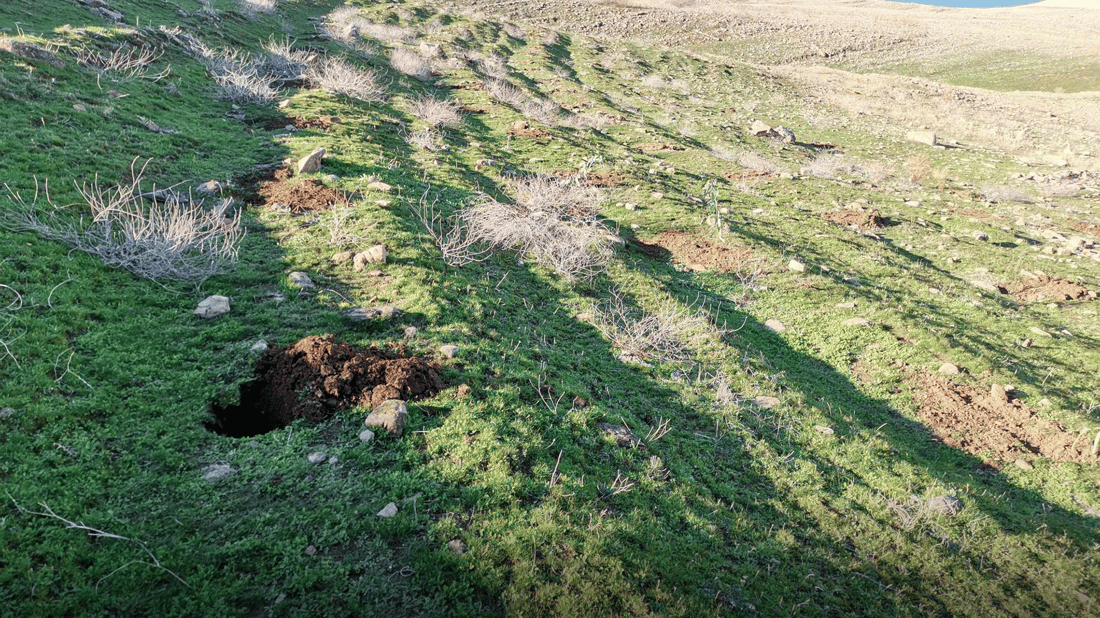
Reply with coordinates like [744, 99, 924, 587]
[636, 142, 686, 152]
[549, 169, 625, 187]
[723, 170, 775, 181]
[822, 208, 888, 229]
[261, 115, 342, 131]
[911, 373, 1094, 467]
[1005, 273, 1096, 302]
[250, 167, 347, 213]
[206, 334, 442, 437]
[1071, 222, 1100, 237]
[633, 230, 758, 273]
[508, 126, 552, 139]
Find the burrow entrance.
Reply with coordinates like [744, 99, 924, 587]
[206, 334, 442, 438]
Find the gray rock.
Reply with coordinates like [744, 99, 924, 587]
[773, 126, 796, 144]
[307, 451, 326, 465]
[764, 319, 786, 332]
[598, 422, 641, 448]
[196, 180, 224, 195]
[403, 326, 418, 338]
[1030, 327, 1053, 338]
[926, 495, 963, 516]
[938, 363, 960, 375]
[332, 251, 354, 264]
[1014, 459, 1034, 470]
[907, 131, 938, 147]
[0, 407, 15, 418]
[365, 400, 408, 436]
[288, 271, 314, 289]
[440, 344, 459, 359]
[367, 181, 392, 192]
[749, 119, 772, 136]
[297, 147, 326, 174]
[836, 302, 857, 310]
[844, 317, 872, 327]
[377, 502, 398, 518]
[359, 429, 375, 443]
[972, 230, 989, 242]
[201, 464, 237, 481]
[753, 396, 781, 409]
[195, 295, 230, 318]
[250, 340, 269, 353]
[813, 424, 834, 435]
[354, 245, 387, 271]
[788, 259, 806, 273]
[304, 545, 317, 556]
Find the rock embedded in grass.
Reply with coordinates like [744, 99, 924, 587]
[308, 451, 326, 464]
[201, 464, 237, 481]
[598, 422, 641, 448]
[297, 147, 326, 174]
[377, 503, 398, 518]
[365, 400, 408, 436]
[764, 319, 786, 332]
[926, 495, 963, 517]
[788, 259, 806, 273]
[288, 271, 314, 289]
[195, 295, 230, 318]
[938, 362, 961, 375]
[440, 345, 459, 359]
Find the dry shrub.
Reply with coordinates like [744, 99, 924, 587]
[541, 31, 561, 47]
[240, 0, 277, 17]
[904, 154, 932, 184]
[483, 78, 528, 108]
[259, 36, 315, 83]
[855, 160, 892, 184]
[520, 97, 561, 125]
[737, 152, 779, 175]
[409, 95, 463, 127]
[324, 5, 414, 45]
[463, 175, 614, 281]
[981, 184, 1036, 204]
[308, 56, 385, 101]
[1, 163, 242, 283]
[802, 154, 851, 180]
[405, 128, 445, 152]
[390, 47, 432, 80]
[641, 74, 665, 89]
[590, 290, 724, 363]
[74, 44, 169, 83]
[476, 53, 511, 80]
[503, 23, 526, 40]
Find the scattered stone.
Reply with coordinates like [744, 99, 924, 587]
[304, 545, 317, 556]
[440, 345, 459, 359]
[456, 384, 472, 398]
[928, 287, 941, 295]
[925, 495, 963, 516]
[764, 319, 786, 332]
[248, 440, 260, 448]
[1020, 338, 1033, 348]
[1038, 398, 1052, 407]
[297, 147, 326, 174]
[288, 271, 314, 289]
[836, 302, 857, 310]
[813, 424, 834, 435]
[447, 539, 466, 555]
[195, 295, 230, 318]
[624, 202, 639, 211]
[512, 120, 529, 131]
[788, 259, 806, 273]
[365, 400, 408, 436]
[0, 407, 16, 418]
[906, 131, 938, 147]
[938, 363, 960, 375]
[651, 191, 664, 200]
[773, 126, 796, 144]
[251, 340, 269, 353]
[845, 317, 872, 327]
[367, 181, 392, 192]
[403, 326, 418, 338]
[359, 429, 375, 443]
[1030, 327, 1053, 338]
[972, 230, 989, 242]
[753, 396, 781, 409]
[419, 42, 443, 58]
[377, 306, 400, 318]
[1014, 459, 1034, 470]
[377, 502, 398, 518]
[324, 174, 340, 184]
[598, 422, 641, 447]
[196, 180, 224, 195]
[749, 119, 772, 136]
[201, 464, 237, 481]
[327, 456, 339, 465]
[332, 251, 354, 263]
[1075, 591, 1092, 604]
[0, 37, 65, 68]
[73, 104, 86, 112]
[307, 451, 326, 465]
[264, 291, 286, 303]
[354, 245, 387, 270]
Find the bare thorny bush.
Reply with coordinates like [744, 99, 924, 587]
[0, 161, 243, 283]
[590, 290, 733, 364]
[74, 43, 170, 85]
[414, 176, 616, 281]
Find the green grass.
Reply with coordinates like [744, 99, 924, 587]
[2, 1, 1099, 616]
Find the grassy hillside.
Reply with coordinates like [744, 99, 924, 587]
[1, 1, 1098, 616]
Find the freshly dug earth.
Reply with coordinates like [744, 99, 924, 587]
[550, 169, 625, 187]
[251, 167, 347, 213]
[207, 335, 442, 437]
[822, 208, 888, 229]
[911, 373, 1095, 467]
[636, 142, 686, 152]
[633, 230, 759, 273]
[1005, 273, 1096, 302]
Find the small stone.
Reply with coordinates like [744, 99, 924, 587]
[1030, 327, 1053, 338]
[288, 271, 314, 289]
[324, 174, 340, 184]
[926, 495, 963, 516]
[296, 147, 326, 174]
[73, 103, 87, 112]
[753, 396, 781, 409]
[304, 545, 317, 556]
[938, 363, 960, 375]
[195, 295, 230, 318]
[196, 180, 224, 195]
[343, 307, 379, 321]
[376, 305, 401, 318]
[773, 126, 795, 143]
[249, 440, 260, 447]
[972, 230, 989, 242]
[362, 245, 388, 265]
[928, 287, 941, 295]
[1014, 459, 1034, 470]
[624, 202, 639, 211]
[250, 340, 269, 353]
[332, 251, 354, 263]
[1074, 591, 1091, 604]
[365, 400, 408, 436]
[845, 317, 872, 327]
[788, 259, 806, 273]
[201, 464, 236, 481]
[377, 502, 398, 518]
[447, 539, 466, 555]
[836, 302, 857, 310]
[906, 131, 938, 147]
[403, 326, 418, 338]
[440, 344, 459, 359]
[327, 456, 338, 465]
[749, 119, 772, 136]
[598, 422, 641, 447]
[512, 120, 529, 131]
[456, 384, 472, 398]
[359, 429, 375, 443]
[813, 424, 834, 435]
[307, 451, 326, 465]
[367, 181, 393, 192]
[1038, 398, 1051, 407]
[764, 319, 786, 332]
[990, 384, 1009, 403]
[0, 407, 16, 417]
[1020, 338, 1033, 348]
[651, 192, 664, 200]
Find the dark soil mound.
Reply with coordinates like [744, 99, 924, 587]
[822, 208, 888, 229]
[250, 167, 347, 213]
[1006, 273, 1096, 302]
[207, 334, 442, 437]
[633, 230, 759, 273]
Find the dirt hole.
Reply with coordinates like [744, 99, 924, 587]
[245, 166, 348, 213]
[206, 334, 442, 438]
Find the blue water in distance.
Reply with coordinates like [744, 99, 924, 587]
[884, 0, 1039, 6]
